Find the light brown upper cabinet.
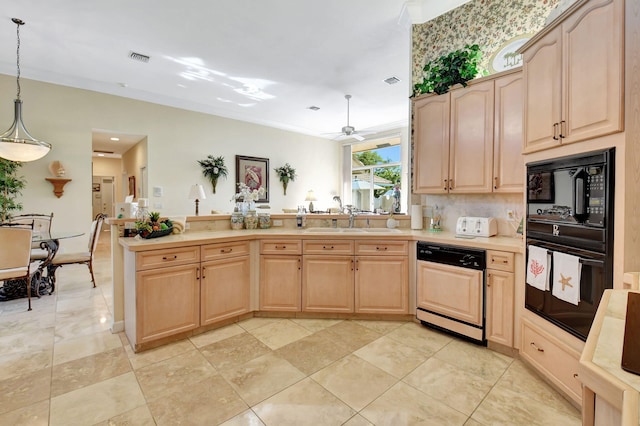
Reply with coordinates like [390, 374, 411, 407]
[521, 0, 623, 153]
[413, 70, 523, 194]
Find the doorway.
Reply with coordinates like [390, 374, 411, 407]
[92, 176, 115, 219]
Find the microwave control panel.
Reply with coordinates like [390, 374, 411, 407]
[586, 166, 606, 226]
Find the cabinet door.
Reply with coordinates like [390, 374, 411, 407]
[260, 255, 301, 311]
[561, 0, 623, 145]
[136, 264, 200, 343]
[486, 269, 514, 347]
[302, 255, 354, 313]
[523, 27, 562, 153]
[413, 93, 450, 194]
[201, 256, 250, 326]
[416, 261, 482, 326]
[493, 72, 524, 193]
[449, 80, 495, 193]
[355, 256, 408, 314]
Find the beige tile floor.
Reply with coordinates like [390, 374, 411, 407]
[0, 230, 582, 425]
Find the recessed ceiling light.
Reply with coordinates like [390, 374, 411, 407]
[129, 51, 150, 63]
[307, 106, 320, 111]
[110, 137, 120, 141]
[98, 153, 105, 157]
[383, 76, 401, 85]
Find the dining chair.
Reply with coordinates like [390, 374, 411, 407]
[49, 213, 106, 288]
[0, 227, 34, 310]
[8, 213, 54, 260]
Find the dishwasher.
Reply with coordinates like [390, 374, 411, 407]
[416, 242, 487, 345]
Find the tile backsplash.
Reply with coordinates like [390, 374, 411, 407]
[417, 193, 523, 237]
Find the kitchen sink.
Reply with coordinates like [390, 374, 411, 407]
[304, 228, 364, 233]
[361, 228, 403, 233]
[303, 227, 401, 233]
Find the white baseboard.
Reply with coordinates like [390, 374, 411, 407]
[110, 320, 125, 333]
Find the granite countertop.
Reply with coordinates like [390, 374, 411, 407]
[118, 227, 524, 253]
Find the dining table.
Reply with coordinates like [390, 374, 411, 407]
[0, 230, 84, 301]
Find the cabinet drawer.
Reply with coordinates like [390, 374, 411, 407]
[261, 239, 302, 255]
[355, 240, 408, 256]
[521, 320, 582, 405]
[201, 241, 250, 261]
[487, 250, 514, 272]
[303, 240, 353, 255]
[136, 246, 200, 271]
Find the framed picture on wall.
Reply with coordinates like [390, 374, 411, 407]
[128, 176, 136, 199]
[235, 155, 269, 202]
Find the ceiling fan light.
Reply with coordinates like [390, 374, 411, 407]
[0, 99, 51, 162]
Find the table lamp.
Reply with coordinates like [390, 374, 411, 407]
[305, 190, 317, 213]
[188, 184, 206, 216]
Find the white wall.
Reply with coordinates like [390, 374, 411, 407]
[0, 75, 341, 252]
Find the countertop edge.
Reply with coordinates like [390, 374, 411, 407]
[118, 229, 525, 253]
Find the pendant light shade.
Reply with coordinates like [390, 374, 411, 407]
[0, 18, 51, 162]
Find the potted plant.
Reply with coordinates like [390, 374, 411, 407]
[0, 158, 26, 223]
[274, 163, 296, 195]
[413, 44, 484, 96]
[197, 155, 228, 193]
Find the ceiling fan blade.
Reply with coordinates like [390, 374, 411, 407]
[352, 133, 365, 141]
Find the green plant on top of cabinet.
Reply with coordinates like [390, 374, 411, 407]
[521, 0, 623, 153]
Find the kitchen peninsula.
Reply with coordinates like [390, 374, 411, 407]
[108, 214, 524, 353]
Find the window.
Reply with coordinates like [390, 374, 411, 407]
[351, 138, 401, 213]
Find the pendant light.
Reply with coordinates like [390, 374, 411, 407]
[0, 18, 51, 162]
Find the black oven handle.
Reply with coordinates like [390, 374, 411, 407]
[542, 249, 604, 267]
[579, 258, 604, 267]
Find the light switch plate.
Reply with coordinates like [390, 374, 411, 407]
[153, 186, 163, 197]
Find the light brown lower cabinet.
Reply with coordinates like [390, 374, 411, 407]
[302, 254, 354, 313]
[521, 318, 582, 406]
[136, 263, 200, 344]
[201, 255, 250, 326]
[260, 254, 301, 311]
[486, 250, 515, 347]
[354, 239, 409, 314]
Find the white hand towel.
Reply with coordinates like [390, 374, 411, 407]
[526, 245, 550, 291]
[552, 252, 581, 306]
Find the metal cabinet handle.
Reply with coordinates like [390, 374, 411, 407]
[491, 256, 509, 264]
[351, 259, 354, 271]
[573, 373, 579, 379]
[297, 258, 301, 270]
[220, 248, 233, 253]
[494, 177, 498, 190]
[553, 123, 559, 140]
[196, 267, 200, 280]
[162, 255, 177, 261]
[323, 245, 334, 250]
[559, 120, 566, 139]
[275, 245, 286, 249]
[449, 179, 453, 191]
[444, 179, 448, 191]
[376, 246, 388, 251]
[355, 259, 359, 271]
[202, 266, 206, 279]
[530, 342, 544, 352]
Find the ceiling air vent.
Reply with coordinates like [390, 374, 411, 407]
[307, 106, 320, 111]
[129, 51, 150, 63]
[93, 150, 114, 154]
[383, 76, 401, 85]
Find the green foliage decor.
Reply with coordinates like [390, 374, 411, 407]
[198, 155, 228, 194]
[274, 163, 296, 195]
[0, 158, 26, 223]
[413, 44, 484, 96]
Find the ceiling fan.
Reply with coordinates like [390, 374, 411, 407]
[326, 94, 373, 141]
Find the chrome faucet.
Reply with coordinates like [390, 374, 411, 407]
[332, 196, 342, 211]
[345, 205, 355, 228]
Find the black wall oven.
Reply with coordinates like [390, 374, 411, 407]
[525, 148, 614, 341]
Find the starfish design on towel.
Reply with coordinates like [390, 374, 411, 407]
[559, 273, 573, 291]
